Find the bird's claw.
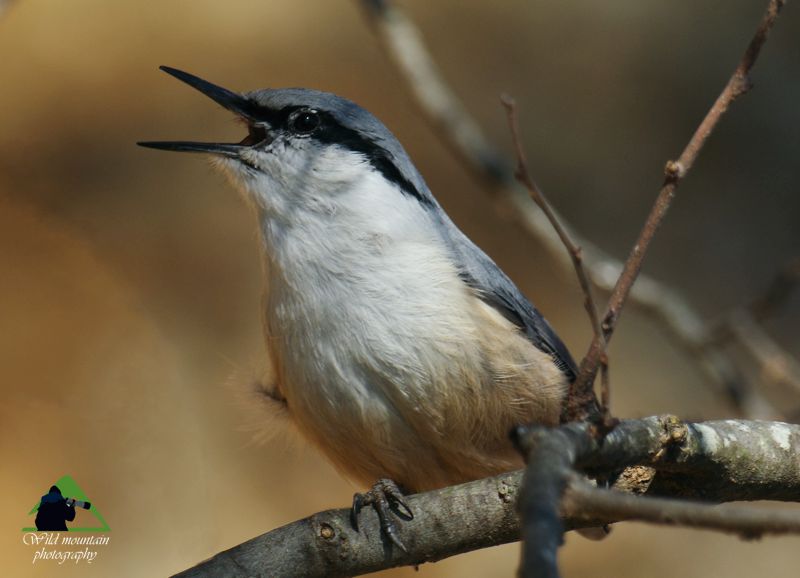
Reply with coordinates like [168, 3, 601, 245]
[351, 478, 413, 553]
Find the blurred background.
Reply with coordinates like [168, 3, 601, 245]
[1, 0, 798, 576]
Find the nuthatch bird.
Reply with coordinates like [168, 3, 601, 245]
[140, 67, 576, 548]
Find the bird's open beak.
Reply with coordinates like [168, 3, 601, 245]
[138, 66, 264, 157]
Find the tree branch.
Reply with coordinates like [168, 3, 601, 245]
[516, 416, 800, 578]
[173, 471, 524, 578]
[174, 418, 800, 578]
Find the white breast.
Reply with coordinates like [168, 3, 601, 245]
[250, 159, 568, 491]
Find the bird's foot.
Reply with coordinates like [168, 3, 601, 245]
[351, 478, 414, 552]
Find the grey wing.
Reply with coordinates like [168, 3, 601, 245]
[437, 214, 577, 382]
[363, 123, 576, 380]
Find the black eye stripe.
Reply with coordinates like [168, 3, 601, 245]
[247, 104, 432, 207]
[312, 111, 433, 208]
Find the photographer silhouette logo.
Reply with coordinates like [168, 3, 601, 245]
[24, 475, 109, 532]
[22, 475, 111, 565]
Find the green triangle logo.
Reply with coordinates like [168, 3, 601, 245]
[23, 475, 110, 532]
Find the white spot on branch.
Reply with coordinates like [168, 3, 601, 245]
[695, 423, 721, 453]
[769, 422, 792, 451]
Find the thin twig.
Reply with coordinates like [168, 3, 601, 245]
[568, 0, 788, 422]
[699, 258, 800, 418]
[708, 256, 800, 343]
[564, 476, 800, 539]
[726, 309, 800, 398]
[749, 256, 800, 322]
[357, 0, 783, 420]
[501, 95, 609, 421]
[599, 352, 610, 417]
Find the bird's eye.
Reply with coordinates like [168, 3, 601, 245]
[289, 109, 321, 135]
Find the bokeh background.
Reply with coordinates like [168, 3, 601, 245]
[1, 0, 798, 576]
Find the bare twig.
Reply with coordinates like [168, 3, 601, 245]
[748, 257, 800, 322]
[726, 309, 800, 397]
[357, 0, 783, 420]
[564, 476, 800, 539]
[697, 258, 800, 417]
[568, 0, 788, 422]
[501, 95, 609, 421]
[175, 417, 800, 578]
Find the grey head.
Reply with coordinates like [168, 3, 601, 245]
[138, 66, 577, 382]
[138, 66, 434, 210]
